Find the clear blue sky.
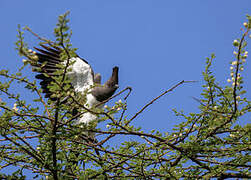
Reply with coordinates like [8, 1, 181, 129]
[0, 0, 250, 176]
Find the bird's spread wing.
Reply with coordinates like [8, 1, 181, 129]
[31, 44, 94, 100]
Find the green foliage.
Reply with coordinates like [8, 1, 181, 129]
[0, 12, 250, 179]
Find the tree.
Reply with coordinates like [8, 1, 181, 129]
[0, 12, 250, 179]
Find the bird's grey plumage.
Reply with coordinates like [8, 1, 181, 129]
[91, 67, 119, 102]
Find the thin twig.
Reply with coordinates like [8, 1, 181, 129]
[127, 80, 196, 125]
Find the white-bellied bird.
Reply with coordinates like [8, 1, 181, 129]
[30, 44, 119, 124]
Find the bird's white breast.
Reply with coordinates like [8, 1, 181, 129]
[67, 57, 94, 93]
[66, 57, 102, 125]
[77, 93, 102, 124]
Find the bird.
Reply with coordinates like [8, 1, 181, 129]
[29, 44, 119, 125]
